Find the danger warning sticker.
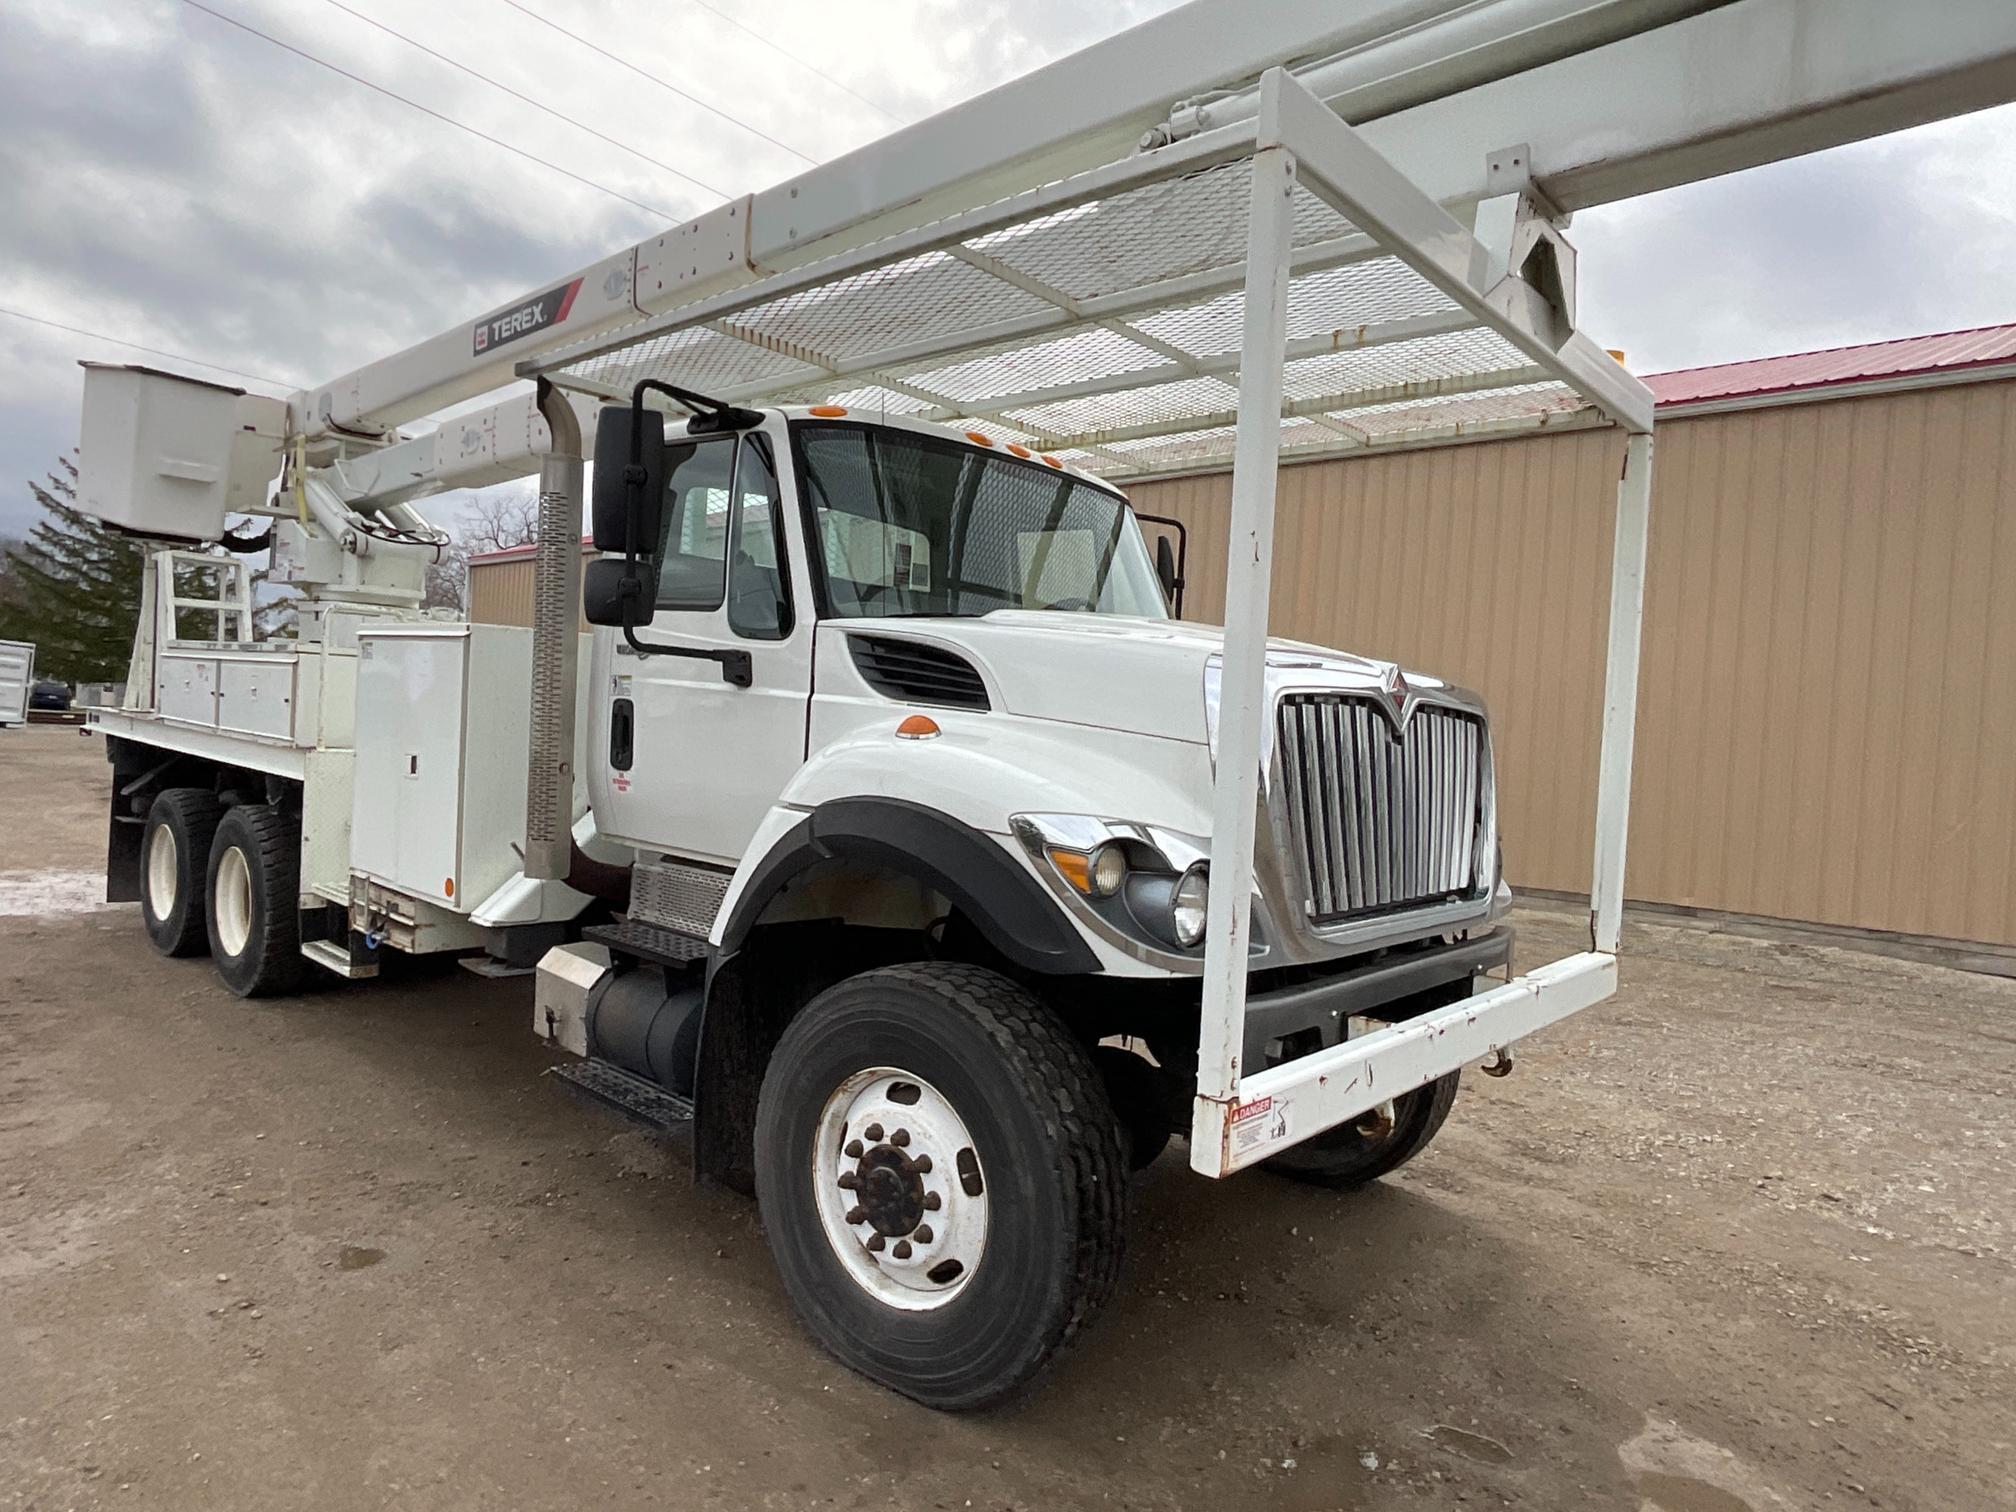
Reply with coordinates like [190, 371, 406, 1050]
[1229, 1094, 1292, 1157]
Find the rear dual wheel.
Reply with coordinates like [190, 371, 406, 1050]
[754, 964, 1127, 1412]
[204, 805, 305, 998]
[137, 790, 303, 997]
[141, 789, 223, 957]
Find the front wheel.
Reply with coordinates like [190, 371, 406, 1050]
[1262, 1072, 1461, 1188]
[754, 964, 1127, 1411]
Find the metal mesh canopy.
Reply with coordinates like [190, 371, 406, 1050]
[531, 117, 1629, 483]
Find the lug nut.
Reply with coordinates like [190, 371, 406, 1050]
[864, 1123, 884, 1142]
[890, 1128, 910, 1147]
[837, 1171, 861, 1191]
[865, 1234, 885, 1252]
[909, 1154, 932, 1175]
[892, 1240, 912, 1260]
[845, 1206, 866, 1225]
[912, 1225, 933, 1244]
[844, 1139, 863, 1158]
[922, 1192, 942, 1211]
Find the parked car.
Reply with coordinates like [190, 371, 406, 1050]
[29, 679, 72, 712]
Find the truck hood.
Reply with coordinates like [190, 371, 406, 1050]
[841, 611, 1438, 744]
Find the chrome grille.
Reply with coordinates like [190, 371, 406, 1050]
[1275, 695, 1486, 925]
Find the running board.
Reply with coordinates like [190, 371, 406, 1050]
[301, 938, 377, 980]
[583, 918, 710, 967]
[546, 1059, 695, 1135]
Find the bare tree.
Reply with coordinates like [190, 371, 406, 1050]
[421, 485, 541, 614]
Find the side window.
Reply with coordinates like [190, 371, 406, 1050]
[728, 439, 791, 640]
[654, 438, 735, 610]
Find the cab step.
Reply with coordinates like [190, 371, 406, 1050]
[301, 938, 378, 980]
[583, 917, 711, 968]
[546, 1059, 694, 1134]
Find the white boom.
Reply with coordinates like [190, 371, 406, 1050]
[293, 0, 2016, 459]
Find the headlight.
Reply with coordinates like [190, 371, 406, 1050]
[1047, 842, 1128, 897]
[1013, 814, 1224, 960]
[1171, 864, 1209, 947]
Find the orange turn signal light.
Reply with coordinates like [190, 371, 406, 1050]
[1047, 848, 1092, 894]
[895, 714, 941, 740]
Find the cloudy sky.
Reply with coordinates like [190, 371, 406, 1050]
[3, 0, 2014, 538]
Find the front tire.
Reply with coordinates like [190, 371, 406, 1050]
[205, 805, 304, 999]
[1262, 1071, 1460, 1188]
[141, 789, 223, 958]
[754, 963, 1127, 1411]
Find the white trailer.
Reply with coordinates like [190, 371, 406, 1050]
[64, 0, 2016, 1409]
[0, 639, 34, 727]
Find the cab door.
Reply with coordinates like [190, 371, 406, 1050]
[590, 425, 810, 865]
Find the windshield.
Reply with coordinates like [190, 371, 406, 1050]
[793, 422, 1169, 620]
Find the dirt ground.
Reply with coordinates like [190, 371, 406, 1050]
[1, 724, 2011, 1512]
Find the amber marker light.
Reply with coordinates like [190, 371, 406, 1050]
[895, 714, 941, 740]
[1047, 848, 1093, 894]
[964, 430, 995, 447]
[809, 404, 849, 417]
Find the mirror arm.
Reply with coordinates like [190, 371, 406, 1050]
[618, 622, 754, 687]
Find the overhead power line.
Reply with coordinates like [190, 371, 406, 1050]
[499, 0, 818, 165]
[0, 306, 302, 391]
[319, 0, 728, 201]
[177, 0, 685, 221]
[679, 0, 910, 126]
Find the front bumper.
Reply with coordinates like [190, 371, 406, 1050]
[1241, 928, 1513, 1069]
[1193, 948, 1618, 1177]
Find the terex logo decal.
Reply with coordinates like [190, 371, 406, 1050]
[472, 278, 583, 356]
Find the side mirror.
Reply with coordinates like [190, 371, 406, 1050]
[591, 405, 666, 553]
[1154, 534, 1183, 613]
[583, 556, 658, 628]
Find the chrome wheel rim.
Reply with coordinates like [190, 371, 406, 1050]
[145, 825, 178, 920]
[812, 1067, 986, 1310]
[214, 846, 253, 959]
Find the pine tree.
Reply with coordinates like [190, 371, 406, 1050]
[0, 452, 147, 685]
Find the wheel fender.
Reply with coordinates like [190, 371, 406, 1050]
[718, 796, 1099, 976]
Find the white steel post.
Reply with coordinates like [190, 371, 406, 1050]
[1589, 428, 1654, 953]
[1190, 74, 1297, 1178]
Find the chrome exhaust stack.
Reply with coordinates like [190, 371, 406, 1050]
[524, 378, 585, 881]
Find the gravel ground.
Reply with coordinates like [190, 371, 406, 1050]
[2, 723, 2011, 1511]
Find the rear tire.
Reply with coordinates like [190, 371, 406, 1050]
[205, 805, 305, 999]
[140, 789, 223, 958]
[1262, 1072, 1460, 1189]
[754, 963, 1127, 1411]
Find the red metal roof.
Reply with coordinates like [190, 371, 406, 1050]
[1645, 324, 2016, 408]
[466, 535, 592, 565]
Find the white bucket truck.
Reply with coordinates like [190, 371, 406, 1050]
[68, 0, 1986, 1410]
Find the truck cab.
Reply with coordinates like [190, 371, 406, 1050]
[534, 400, 1513, 1406]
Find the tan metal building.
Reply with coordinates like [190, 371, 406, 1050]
[467, 539, 591, 632]
[1129, 329, 2016, 952]
[468, 329, 2016, 951]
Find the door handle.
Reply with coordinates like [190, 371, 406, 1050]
[610, 697, 635, 770]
